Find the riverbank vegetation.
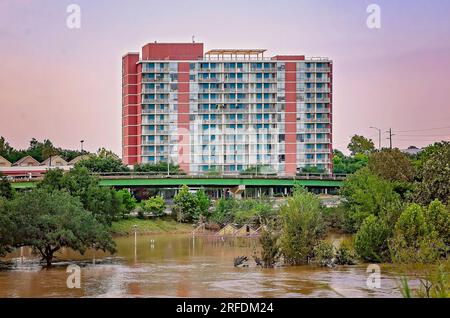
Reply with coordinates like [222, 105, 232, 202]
[1, 137, 448, 296]
[110, 218, 193, 236]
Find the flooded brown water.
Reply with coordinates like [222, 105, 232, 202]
[0, 234, 416, 298]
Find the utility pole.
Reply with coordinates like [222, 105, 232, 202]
[386, 128, 394, 149]
[370, 127, 382, 150]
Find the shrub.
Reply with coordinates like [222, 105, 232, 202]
[258, 226, 280, 268]
[142, 195, 166, 217]
[279, 187, 325, 265]
[424, 199, 450, 247]
[314, 240, 335, 267]
[389, 203, 446, 264]
[340, 168, 402, 233]
[354, 215, 391, 262]
[322, 206, 345, 231]
[116, 189, 137, 218]
[195, 189, 211, 221]
[335, 238, 356, 265]
[173, 185, 197, 222]
[210, 197, 237, 225]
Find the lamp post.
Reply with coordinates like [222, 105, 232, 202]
[80, 140, 85, 153]
[133, 224, 138, 263]
[369, 127, 381, 150]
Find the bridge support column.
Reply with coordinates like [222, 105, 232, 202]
[230, 185, 245, 199]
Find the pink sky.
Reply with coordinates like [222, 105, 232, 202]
[0, 0, 449, 155]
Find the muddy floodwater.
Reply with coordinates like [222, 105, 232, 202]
[0, 234, 418, 298]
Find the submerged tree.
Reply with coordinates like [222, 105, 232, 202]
[279, 186, 325, 265]
[7, 189, 116, 267]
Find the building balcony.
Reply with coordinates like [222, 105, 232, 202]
[299, 107, 331, 114]
[141, 87, 170, 94]
[304, 97, 331, 103]
[303, 128, 331, 133]
[142, 77, 170, 83]
[305, 87, 331, 93]
[198, 78, 220, 83]
[301, 118, 330, 123]
[142, 98, 169, 104]
[306, 67, 331, 73]
[142, 67, 169, 73]
[305, 77, 330, 83]
[303, 137, 331, 143]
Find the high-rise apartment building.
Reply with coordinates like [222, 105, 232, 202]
[122, 43, 332, 176]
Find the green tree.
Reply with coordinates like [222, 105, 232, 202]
[39, 166, 120, 225]
[258, 226, 279, 268]
[173, 185, 198, 223]
[368, 148, 416, 183]
[133, 162, 183, 174]
[195, 189, 211, 220]
[0, 136, 88, 163]
[7, 189, 116, 266]
[0, 174, 14, 199]
[414, 141, 450, 205]
[425, 199, 450, 246]
[210, 197, 238, 225]
[347, 135, 375, 156]
[314, 240, 335, 267]
[340, 168, 402, 232]
[354, 215, 391, 262]
[332, 150, 368, 174]
[75, 149, 129, 173]
[142, 195, 166, 217]
[38, 168, 65, 191]
[279, 187, 325, 265]
[300, 165, 325, 174]
[0, 197, 16, 256]
[335, 238, 356, 265]
[116, 189, 137, 218]
[389, 203, 446, 264]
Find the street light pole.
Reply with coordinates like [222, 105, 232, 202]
[370, 127, 381, 150]
[167, 137, 170, 176]
[80, 140, 85, 153]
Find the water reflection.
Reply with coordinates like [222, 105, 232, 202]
[0, 234, 410, 298]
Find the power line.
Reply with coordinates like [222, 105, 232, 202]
[395, 133, 450, 137]
[395, 126, 450, 133]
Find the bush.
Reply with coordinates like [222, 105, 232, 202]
[424, 199, 450, 247]
[210, 198, 237, 225]
[258, 226, 280, 268]
[340, 168, 402, 233]
[414, 141, 450, 205]
[0, 174, 14, 199]
[142, 195, 166, 217]
[335, 238, 356, 265]
[368, 148, 416, 183]
[116, 189, 137, 218]
[314, 240, 335, 266]
[322, 206, 345, 231]
[279, 187, 325, 265]
[173, 185, 197, 222]
[195, 189, 211, 221]
[354, 215, 391, 262]
[389, 203, 446, 264]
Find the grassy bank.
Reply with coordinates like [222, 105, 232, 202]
[111, 218, 194, 236]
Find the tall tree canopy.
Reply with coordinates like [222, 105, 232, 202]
[0, 189, 116, 266]
[368, 148, 416, 183]
[347, 135, 375, 156]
